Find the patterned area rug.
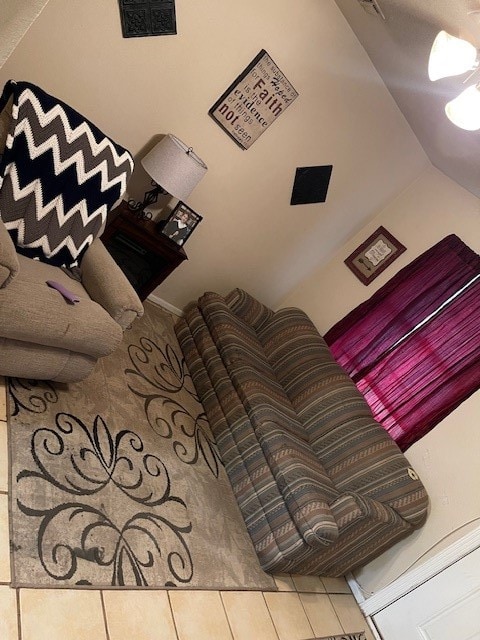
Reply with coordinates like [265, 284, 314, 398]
[7, 302, 276, 590]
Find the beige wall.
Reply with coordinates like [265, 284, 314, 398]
[281, 165, 480, 595]
[0, 0, 426, 311]
[0, 0, 50, 67]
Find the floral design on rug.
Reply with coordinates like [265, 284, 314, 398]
[15, 412, 193, 587]
[9, 378, 58, 416]
[126, 336, 222, 477]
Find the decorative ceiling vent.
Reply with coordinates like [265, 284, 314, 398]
[357, 0, 385, 19]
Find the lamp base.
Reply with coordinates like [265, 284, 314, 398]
[127, 182, 167, 219]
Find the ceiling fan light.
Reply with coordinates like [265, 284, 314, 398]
[445, 84, 480, 130]
[428, 30, 478, 81]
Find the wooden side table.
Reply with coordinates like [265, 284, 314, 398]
[101, 201, 188, 301]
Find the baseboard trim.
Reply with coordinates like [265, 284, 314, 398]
[346, 572, 366, 604]
[358, 525, 480, 617]
[346, 574, 383, 640]
[147, 294, 184, 317]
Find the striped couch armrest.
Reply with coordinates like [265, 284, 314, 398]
[256, 422, 340, 549]
[199, 291, 274, 377]
[331, 493, 409, 533]
[330, 492, 412, 567]
[177, 305, 312, 571]
[199, 292, 309, 443]
[225, 288, 274, 331]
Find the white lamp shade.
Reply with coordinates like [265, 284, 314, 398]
[141, 134, 208, 201]
[428, 30, 478, 81]
[445, 83, 480, 130]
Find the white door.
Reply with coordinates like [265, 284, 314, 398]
[373, 546, 480, 639]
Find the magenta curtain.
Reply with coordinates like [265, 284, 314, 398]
[324, 235, 480, 450]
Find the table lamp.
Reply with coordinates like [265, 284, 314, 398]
[128, 134, 208, 215]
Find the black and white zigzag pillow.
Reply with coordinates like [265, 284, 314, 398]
[0, 80, 134, 268]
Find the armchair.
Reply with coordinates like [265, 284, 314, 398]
[0, 80, 143, 383]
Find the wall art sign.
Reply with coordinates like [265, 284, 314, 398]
[345, 226, 406, 285]
[209, 49, 299, 149]
[118, 0, 177, 38]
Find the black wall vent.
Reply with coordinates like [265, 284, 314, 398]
[290, 165, 333, 205]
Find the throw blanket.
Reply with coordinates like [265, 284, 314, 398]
[0, 80, 134, 267]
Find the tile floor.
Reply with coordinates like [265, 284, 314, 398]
[0, 376, 376, 640]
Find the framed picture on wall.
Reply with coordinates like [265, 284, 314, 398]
[159, 202, 202, 246]
[345, 226, 406, 285]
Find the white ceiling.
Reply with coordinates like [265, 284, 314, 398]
[334, 0, 480, 199]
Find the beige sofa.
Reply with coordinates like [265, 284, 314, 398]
[0, 227, 143, 382]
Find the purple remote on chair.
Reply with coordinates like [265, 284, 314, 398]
[46, 280, 80, 304]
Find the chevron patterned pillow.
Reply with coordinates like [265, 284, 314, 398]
[0, 80, 134, 268]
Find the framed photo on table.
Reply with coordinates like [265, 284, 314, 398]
[159, 202, 202, 246]
[344, 226, 406, 285]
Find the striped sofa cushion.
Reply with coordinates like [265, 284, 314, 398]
[257, 307, 369, 426]
[258, 306, 429, 526]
